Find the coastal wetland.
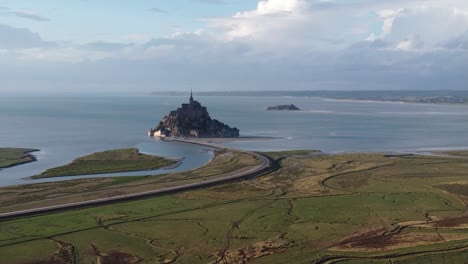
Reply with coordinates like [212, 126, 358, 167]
[0, 149, 467, 263]
[0, 148, 38, 170]
[32, 148, 177, 179]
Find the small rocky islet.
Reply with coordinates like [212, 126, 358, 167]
[267, 104, 300, 111]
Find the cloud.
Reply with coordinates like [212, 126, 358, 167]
[121, 33, 152, 43]
[0, 8, 50, 22]
[381, 6, 468, 51]
[3, 44, 466, 92]
[377, 8, 404, 38]
[0, 24, 54, 49]
[13, 10, 50, 22]
[14, 47, 113, 62]
[4, 28, 467, 91]
[396, 34, 424, 51]
[203, 0, 468, 54]
[443, 31, 468, 50]
[83, 41, 132, 51]
[205, 0, 333, 51]
[1, 0, 468, 92]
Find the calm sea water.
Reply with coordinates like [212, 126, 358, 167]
[1, 94, 467, 186]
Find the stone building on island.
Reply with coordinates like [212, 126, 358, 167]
[148, 92, 239, 138]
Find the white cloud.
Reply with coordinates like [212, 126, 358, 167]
[206, 0, 351, 52]
[377, 8, 404, 38]
[236, 0, 306, 16]
[396, 34, 424, 51]
[1, 0, 468, 92]
[204, 0, 468, 54]
[386, 7, 467, 48]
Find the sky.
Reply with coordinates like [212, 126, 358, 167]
[0, 0, 467, 93]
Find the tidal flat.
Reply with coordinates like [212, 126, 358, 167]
[0, 150, 467, 263]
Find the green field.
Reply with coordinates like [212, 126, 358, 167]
[0, 148, 260, 212]
[0, 148, 38, 169]
[32, 148, 177, 178]
[0, 151, 467, 263]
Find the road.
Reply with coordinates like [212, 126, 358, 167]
[0, 139, 273, 221]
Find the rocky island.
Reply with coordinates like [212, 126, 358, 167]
[267, 104, 300, 111]
[148, 92, 239, 138]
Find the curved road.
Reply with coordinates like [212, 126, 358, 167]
[0, 139, 273, 221]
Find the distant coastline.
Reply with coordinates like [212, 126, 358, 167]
[151, 90, 468, 105]
[322, 98, 468, 106]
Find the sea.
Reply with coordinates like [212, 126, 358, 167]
[1, 93, 468, 186]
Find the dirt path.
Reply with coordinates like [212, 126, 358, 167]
[48, 237, 78, 264]
[287, 199, 299, 223]
[320, 162, 396, 192]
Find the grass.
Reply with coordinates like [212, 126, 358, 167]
[32, 148, 177, 179]
[0, 149, 260, 212]
[434, 184, 468, 196]
[0, 239, 58, 264]
[0, 148, 38, 169]
[262, 149, 323, 160]
[0, 151, 467, 263]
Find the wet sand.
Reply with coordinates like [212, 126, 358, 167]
[162, 136, 276, 145]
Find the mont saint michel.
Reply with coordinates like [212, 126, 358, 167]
[148, 92, 240, 138]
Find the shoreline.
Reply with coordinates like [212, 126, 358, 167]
[0, 138, 273, 221]
[164, 136, 468, 157]
[3, 139, 468, 187]
[162, 137, 468, 160]
[322, 97, 468, 106]
[0, 149, 40, 170]
[162, 135, 277, 144]
[26, 148, 183, 180]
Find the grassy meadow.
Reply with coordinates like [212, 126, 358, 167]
[0, 151, 467, 263]
[0, 149, 261, 213]
[0, 148, 38, 170]
[33, 148, 177, 178]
